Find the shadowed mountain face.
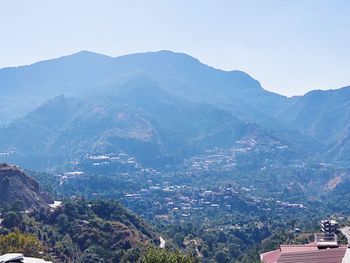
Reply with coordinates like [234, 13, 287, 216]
[0, 50, 286, 125]
[0, 163, 50, 209]
[0, 50, 349, 166]
[0, 78, 295, 170]
[276, 86, 350, 162]
[277, 87, 350, 142]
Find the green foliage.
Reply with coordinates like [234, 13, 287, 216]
[173, 233, 185, 247]
[0, 230, 43, 257]
[2, 211, 22, 229]
[26, 199, 157, 262]
[140, 247, 196, 263]
[215, 250, 229, 263]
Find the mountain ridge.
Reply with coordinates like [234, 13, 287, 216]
[0, 50, 279, 125]
[1, 50, 348, 97]
[1, 50, 350, 164]
[0, 77, 303, 170]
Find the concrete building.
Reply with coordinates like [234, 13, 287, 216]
[261, 220, 350, 263]
[321, 219, 339, 234]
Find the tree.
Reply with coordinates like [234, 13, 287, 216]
[200, 246, 210, 258]
[215, 250, 229, 263]
[140, 247, 196, 263]
[173, 232, 185, 247]
[2, 211, 22, 229]
[0, 231, 43, 257]
[201, 232, 216, 249]
[228, 243, 240, 258]
[218, 231, 227, 243]
[79, 247, 106, 263]
[55, 234, 79, 260]
[56, 214, 69, 231]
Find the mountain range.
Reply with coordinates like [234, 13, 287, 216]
[0, 50, 350, 168]
[1, 50, 350, 263]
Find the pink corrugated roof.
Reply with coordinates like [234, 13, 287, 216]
[261, 243, 318, 262]
[277, 247, 347, 263]
[261, 243, 349, 263]
[261, 249, 281, 263]
[280, 243, 318, 253]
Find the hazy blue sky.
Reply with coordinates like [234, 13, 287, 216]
[0, 0, 349, 96]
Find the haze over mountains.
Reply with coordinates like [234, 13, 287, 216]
[0, 50, 283, 123]
[1, 50, 350, 263]
[0, 50, 350, 169]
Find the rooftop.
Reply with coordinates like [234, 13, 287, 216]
[260, 243, 350, 263]
[0, 253, 52, 263]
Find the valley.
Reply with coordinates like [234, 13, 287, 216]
[1, 51, 350, 262]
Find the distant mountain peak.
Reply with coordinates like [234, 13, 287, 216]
[114, 49, 202, 66]
[0, 49, 285, 127]
[76, 49, 100, 55]
[50, 50, 113, 64]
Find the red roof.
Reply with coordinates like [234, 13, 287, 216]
[260, 249, 281, 263]
[261, 243, 348, 263]
[279, 243, 318, 253]
[277, 247, 347, 263]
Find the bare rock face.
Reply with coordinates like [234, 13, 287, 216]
[0, 163, 49, 209]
